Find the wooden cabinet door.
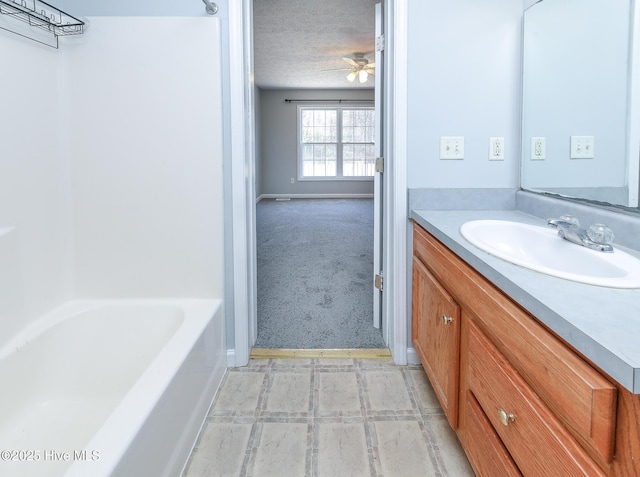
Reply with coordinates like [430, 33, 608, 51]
[412, 255, 461, 427]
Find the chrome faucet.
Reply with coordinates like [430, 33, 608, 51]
[547, 215, 614, 253]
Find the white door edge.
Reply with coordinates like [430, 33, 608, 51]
[373, 2, 383, 330]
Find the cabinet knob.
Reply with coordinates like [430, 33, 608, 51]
[498, 408, 516, 426]
[441, 315, 453, 324]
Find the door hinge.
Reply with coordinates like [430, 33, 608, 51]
[376, 34, 385, 52]
[375, 157, 384, 173]
[374, 273, 383, 292]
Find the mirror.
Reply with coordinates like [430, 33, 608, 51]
[521, 0, 640, 209]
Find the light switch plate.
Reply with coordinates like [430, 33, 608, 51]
[440, 136, 464, 160]
[570, 136, 595, 159]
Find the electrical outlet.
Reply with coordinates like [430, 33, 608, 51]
[440, 136, 464, 160]
[290, 178, 295, 184]
[489, 137, 505, 161]
[570, 136, 595, 159]
[531, 137, 546, 160]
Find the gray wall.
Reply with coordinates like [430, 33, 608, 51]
[405, 0, 524, 357]
[258, 88, 376, 197]
[254, 85, 263, 199]
[406, 0, 523, 190]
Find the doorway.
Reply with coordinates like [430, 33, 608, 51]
[251, 0, 384, 350]
[227, 0, 409, 366]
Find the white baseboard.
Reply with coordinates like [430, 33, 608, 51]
[256, 193, 374, 203]
[406, 347, 421, 365]
[226, 348, 237, 367]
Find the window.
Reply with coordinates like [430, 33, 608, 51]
[299, 106, 375, 179]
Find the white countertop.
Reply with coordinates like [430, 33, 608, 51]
[411, 208, 640, 394]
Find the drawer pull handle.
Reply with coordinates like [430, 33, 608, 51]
[498, 408, 515, 426]
[441, 315, 453, 324]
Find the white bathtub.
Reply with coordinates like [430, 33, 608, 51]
[0, 299, 226, 477]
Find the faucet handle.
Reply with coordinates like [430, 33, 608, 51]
[588, 224, 614, 245]
[559, 214, 580, 226]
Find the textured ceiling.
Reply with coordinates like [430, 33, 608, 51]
[253, 0, 378, 89]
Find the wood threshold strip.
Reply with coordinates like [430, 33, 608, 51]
[250, 348, 392, 359]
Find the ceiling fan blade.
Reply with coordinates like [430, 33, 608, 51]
[321, 67, 354, 72]
[367, 62, 375, 68]
[342, 57, 359, 67]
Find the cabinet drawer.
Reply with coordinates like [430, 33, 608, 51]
[464, 390, 522, 477]
[412, 256, 460, 427]
[467, 319, 605, 477]
[413, 223, 617, 464]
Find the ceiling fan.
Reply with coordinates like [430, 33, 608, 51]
[330, 53, 375, 84]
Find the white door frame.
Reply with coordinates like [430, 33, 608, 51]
[384, 0, 409, 365]
[228, 0, 409, 366]
[227, 0, 255, 367]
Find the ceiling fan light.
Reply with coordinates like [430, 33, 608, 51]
[347, 71, 357, 82]
[358, 69, 369, 83]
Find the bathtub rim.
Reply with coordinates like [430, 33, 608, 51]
[0, 298, 224, 477]
[0, 298, 200, 360]
[58, 298, 224, 477]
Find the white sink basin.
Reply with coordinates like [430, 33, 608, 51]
[459, 220, 640, 288]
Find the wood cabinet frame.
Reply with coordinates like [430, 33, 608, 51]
[412, 222, 640, 477]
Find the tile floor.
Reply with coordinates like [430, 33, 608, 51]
[182, 358, 475, 477]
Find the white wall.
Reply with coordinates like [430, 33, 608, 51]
[65, 17, 224, 298]
[259, 88, 376, 196]
[0, 16, 225, 346]
[0, 30, 74, 345]
[62, 0, 237, 350]
[406, 0, 523, 190]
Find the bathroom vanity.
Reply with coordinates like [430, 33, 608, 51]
[411, 210, 640, 477]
